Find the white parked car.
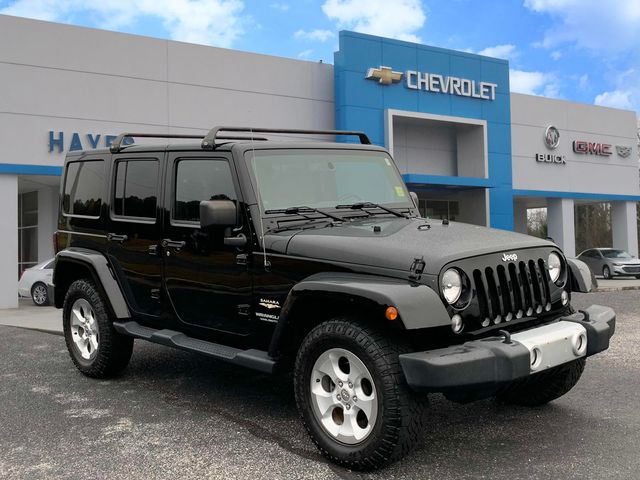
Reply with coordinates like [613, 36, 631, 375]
[18, 259, 55, 306]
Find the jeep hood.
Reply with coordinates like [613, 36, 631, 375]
[265, 217, 556, 274]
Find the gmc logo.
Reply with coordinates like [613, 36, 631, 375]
[573, 140, 612, 156]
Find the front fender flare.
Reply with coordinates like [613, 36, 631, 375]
[268, 272, 451, 356]
[567, 257, 595, 293]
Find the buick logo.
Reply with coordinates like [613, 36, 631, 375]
[544, 125, 560, 150]
[502, 253, 518, 262]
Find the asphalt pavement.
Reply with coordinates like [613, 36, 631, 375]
[0, 290, 638, 479]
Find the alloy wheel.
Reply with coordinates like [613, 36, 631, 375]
[70, 298, 99, 360]
[309, 348, 378, 445]
[32, 284, 48, 305]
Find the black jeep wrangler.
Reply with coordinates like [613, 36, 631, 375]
[53, 127, 615, 470]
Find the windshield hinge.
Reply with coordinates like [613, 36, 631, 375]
[409, 256, 426, 280]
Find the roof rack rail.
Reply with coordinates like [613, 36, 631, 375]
[109, 132, 267, 153]
[201, 126, 371, 150]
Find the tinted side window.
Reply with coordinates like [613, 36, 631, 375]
[113, 159, 159, 219]
[174, 159, 237, 222]
[63, 160, 105, 217]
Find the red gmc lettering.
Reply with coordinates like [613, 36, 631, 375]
[572, 140, 612, 156]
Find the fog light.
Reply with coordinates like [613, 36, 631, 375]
[451, 314, 463, 333]
[573, 332, 587, 356]
[531, 347, 542, 368]
[482, 318, 491, 327]
[561, 290, 569, 306]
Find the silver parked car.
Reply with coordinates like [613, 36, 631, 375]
[577, 248, 640, 279]
[18, 258, 55, 306]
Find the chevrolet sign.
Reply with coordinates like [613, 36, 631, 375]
[365, 65, 498, 101]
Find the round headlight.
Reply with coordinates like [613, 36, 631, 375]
[441, 269, 462, 304]
[548, 252, 562, 283]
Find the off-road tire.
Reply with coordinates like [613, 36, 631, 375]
[63, 278, 134, 378]
[294, 319, 427, 471]
[31, 282, 49, 306]
[497, 358, 586, 407]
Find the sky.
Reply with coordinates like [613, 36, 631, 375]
[1, 0, 639, 116]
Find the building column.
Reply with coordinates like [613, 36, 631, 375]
[37, 186, 59, 262]
[0, 175, 18, 308]
[612, 201, 639, 257]
[513, 200, 528, 234]
[547, 198, 575, 257]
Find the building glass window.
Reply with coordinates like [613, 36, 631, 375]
[18, 191, 38, 277]
[63, 160, 105, 217]
[113, 159, 159, 219]
[418, 199, 459, 221]
[174, 159, 236, 223]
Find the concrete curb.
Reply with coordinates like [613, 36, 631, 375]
[594, 286, 640, 293]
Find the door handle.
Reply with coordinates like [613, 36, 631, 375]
[107, 233, 128, 243]
[161, 239, 186, 250]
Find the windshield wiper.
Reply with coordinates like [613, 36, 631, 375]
[335, 202, 408, 218]
[264, 206, 344, 222]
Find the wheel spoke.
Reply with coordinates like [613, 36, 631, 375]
[71, 306, 85, 327]
[315, 352, 348, 382]
[354, 395, 374, 419]
[347, 407, 370, 442]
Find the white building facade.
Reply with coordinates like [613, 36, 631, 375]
[0, 15, 638, 308]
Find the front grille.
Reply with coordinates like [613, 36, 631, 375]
[473, 258, 551, 323]
[622, 266, 640, 273]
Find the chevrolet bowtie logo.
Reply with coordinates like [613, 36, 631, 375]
[365, 66, 403, 85]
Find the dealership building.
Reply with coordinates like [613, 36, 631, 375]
[1, 14, 638, 308]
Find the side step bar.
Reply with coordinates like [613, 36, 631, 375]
[113, 321, 276, 374]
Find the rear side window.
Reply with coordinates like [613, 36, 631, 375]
[174, 159, 237, 223]
[63, 160, 105, 217]
[113, 159, 159, 219]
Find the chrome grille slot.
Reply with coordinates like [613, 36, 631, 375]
[528, 260, 544, 308]
[496, 265, 513, 315]
[538, 258, 552, 304]
[473, 269, 491, 320]
[484, 267, 501, 319]
[508, 262, 524, 314]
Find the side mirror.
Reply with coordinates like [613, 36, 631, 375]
[409, 191, 419, 209]
[199, 200, 237, 228]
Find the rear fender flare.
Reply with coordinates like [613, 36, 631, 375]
[54, 248, 131, 318]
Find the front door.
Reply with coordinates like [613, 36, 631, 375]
[162, 153, 253, 337]
[106, 155, 164, 322]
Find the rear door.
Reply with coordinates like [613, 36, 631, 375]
[106, 154, 164, 323]
[162, 152, 253, 337]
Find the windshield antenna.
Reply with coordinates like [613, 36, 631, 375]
[251, 128, 270, 270]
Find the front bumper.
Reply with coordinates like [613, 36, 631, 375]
[399, 304, 615, 393]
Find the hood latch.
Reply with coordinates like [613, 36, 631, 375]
[409, 256, 426, 280]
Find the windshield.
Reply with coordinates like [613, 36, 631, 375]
[602, 249, 632, 259]
[247, 149, 412, 212]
